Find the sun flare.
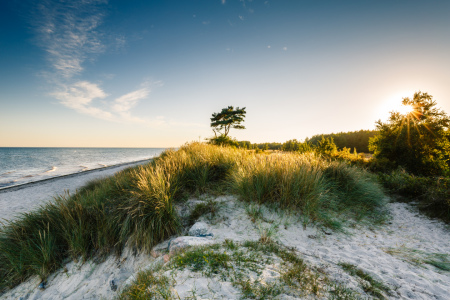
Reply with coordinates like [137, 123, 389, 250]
[378, 91, 417, 121]
[397, 104, 414, 115]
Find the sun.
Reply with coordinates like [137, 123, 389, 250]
[378, 91, 416, 121]
[397, 104, 414, 115]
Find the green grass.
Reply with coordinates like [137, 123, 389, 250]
[339, 263, 390, 299]
[385, 247, 450, 271]
[0, 143, 387, 292]
[117, 268, 173, 300]
[167, 240, 323, 299]
[187, 199, 219, 225]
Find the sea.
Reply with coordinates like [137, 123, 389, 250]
[0, 147, 167, 189]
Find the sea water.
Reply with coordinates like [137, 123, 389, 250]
[0, 147, 167, 188]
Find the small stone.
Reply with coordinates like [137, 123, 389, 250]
[322, 229, 332, 235]
[188, 221, 210, 236]
[168, 236, 214, 254]
[151, 250, 159, 258]
[110, 279, 117, 291]
[38, 281, 46, 290]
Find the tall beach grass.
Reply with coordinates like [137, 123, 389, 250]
[0, 143, 386, 291]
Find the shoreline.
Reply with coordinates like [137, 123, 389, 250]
[0, 158, 152, 194]
[0, 158, 153, 223]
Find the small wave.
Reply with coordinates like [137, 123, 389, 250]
[0, 171, 16, 177]
[98, 163, 108, 167]
[43, 166, 58, 174]
[80, 165, 89, 172]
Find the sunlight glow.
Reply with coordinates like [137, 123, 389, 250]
[378, 91, 416, 121]
[397, 104, 414, 115]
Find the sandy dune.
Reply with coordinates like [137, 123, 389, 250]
[2, 195, 449, 299]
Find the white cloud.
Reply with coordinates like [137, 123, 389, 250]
[112, 88, 150, 114]
[34, 1, 106, 78]
[32, 1, 174, 128]
[267, 45, 271, 49]
[52, 81, 112, 120]
[51, 80, 168, 126]
[283, 47, 288, 51]
[221, 0, 226, 4]
[239, 15, 245, 21]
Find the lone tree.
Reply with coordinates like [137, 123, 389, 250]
[210, 106, 246, 138]
[369, 92, 450, 176]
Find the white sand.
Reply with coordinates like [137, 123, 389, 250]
[0, 160, 150, 223]
[2, 195, 450, 299]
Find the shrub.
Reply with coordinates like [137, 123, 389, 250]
[378, 169, 450, 223]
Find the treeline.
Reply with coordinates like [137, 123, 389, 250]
[235, 129, 377, 153]
[308, 130, 377, 153]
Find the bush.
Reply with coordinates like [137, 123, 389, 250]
[378, 170, 450, 222]
[369, 92, 450, 176]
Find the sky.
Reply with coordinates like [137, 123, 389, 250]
[1, 0, 450, 147]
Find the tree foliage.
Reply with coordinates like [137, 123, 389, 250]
[316, 136, 337, 154]
[210, 106, 246, 138]
[308, 130, 377, 153]
[369, 92, 450, 176]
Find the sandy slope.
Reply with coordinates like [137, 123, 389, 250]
[0, 160, 150, 223]
[2, 195, 449, 299]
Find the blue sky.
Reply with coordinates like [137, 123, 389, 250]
[1, 0, 450, 147]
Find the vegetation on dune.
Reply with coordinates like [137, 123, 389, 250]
[0, 143, 386, 291]
[369, 91, 450, 176]
[367, 92, 450, 223]
[119, 240, 325, 300]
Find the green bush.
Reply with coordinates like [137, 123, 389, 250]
[369, 92, 450, 176]
[379, 169, 450, 223]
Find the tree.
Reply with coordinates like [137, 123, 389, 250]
[369, 92, 450, 176]
[210, 106, 246, 138]
[316, 136, 337, 155]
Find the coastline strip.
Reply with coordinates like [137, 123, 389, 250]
[0, 159, 152, 194]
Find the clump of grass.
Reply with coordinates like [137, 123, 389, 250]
[385, 247, 450, 271]
[339, 263, 390, 299]
[188, 199, 219, 225]
[256, 222, 278, 244]
[246, 204, 264, 223]
[230, 152, 386, 229]
[235, 279, 283, 299]
[172, 246, 231, 278]
[329, 284, 360, 300]
[117, 268, 173, 300]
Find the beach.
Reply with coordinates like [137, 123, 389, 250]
[2, 196, 450, 299]
[0, 160, 151, 223]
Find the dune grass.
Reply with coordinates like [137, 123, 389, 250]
[0, 143, 386, 292]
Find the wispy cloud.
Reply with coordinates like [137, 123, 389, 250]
[112, 88, 149, 115]
[32, 0, 171, 127]
[52, 81, 112, 120]
[35, 0, 106, 78]
[52, 81, 165, 126]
